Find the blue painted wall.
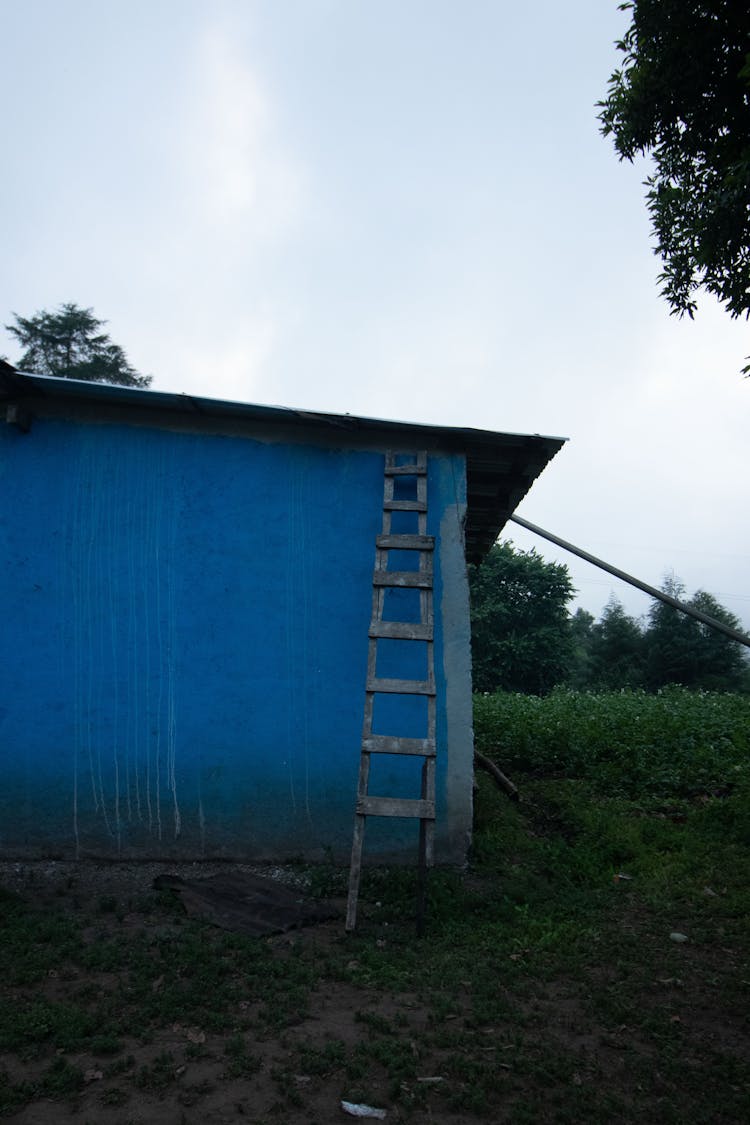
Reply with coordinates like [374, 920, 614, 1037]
[0, 416, 469, 860]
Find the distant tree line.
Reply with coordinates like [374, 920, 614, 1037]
[470, 543, 749, 695]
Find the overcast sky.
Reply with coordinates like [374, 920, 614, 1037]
[2, 0, 748, 630]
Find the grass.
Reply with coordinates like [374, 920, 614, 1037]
[1, 688, 749, 1121]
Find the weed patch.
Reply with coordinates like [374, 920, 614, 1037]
[0, 689, 748, 1122]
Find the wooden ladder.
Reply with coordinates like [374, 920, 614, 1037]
[345, 451, 436, 934]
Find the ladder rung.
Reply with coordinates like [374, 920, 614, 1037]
[367, 676, 435, 695]
[369, 621, 433, 640]
[384, 464, 427, 476]
[383, 500, 427, 512]
[357, 796, 435, 819]
[373, 571, 432, 588]
[376, 534, 434, 550]
[363, 736, 435, 757]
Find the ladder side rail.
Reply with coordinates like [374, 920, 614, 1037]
[347, 450, 437, 934]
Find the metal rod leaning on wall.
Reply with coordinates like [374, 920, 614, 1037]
[509, 514, 750, 650]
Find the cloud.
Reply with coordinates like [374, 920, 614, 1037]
[155, 308, 278, 402]
[116, 17, 311, 401]
[181, 22, 305, 240]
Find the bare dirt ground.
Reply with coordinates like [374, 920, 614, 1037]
[0, 860, 477, 1125]
[1, 859, 748, 1125]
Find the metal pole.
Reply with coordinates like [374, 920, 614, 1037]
[509, 514, 750, 650]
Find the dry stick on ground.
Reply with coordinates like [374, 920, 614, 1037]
[474, 751, 520, 802]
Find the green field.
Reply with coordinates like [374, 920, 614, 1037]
[1, 688, 748, 1123]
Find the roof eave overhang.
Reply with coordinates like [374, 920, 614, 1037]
[0, 364, 565, 562]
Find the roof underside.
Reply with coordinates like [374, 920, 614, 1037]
[0, 363, 565, 564]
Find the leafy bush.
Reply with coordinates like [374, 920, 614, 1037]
[474, 687, 750, 798]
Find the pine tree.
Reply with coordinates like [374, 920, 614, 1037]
[6, 303, 151, 387]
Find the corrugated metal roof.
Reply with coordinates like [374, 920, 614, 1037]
[0, 362, 565, 562]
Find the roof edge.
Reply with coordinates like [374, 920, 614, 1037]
[0, 365, 566, 561]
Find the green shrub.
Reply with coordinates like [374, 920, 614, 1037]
[474, 687, 750, 798]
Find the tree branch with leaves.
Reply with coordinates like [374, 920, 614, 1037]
[598, 1, 750, 371]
